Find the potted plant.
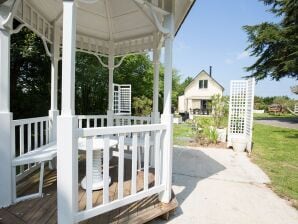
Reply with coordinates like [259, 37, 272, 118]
[210, 94, 228, 142]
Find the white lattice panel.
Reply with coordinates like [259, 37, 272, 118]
[113, 84, 131, 115]
[228, 78, 255, 151]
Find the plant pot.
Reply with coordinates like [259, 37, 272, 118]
[216, 128, 227, 142]
[231, 137, 247, 152]
[173, 117, 182, 124]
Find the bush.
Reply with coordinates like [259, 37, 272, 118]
[209, 94, 228, 128]
[193, 117, 218, 145]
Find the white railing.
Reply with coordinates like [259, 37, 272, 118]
[78, 115, 108, 128]
[75, 123, 166, 222]
[11, 116, 51, 181]
[113, 115, 151, 126]
[78, 114, 152, 128]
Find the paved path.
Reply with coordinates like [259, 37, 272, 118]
[254, 117, 298, 129]
[151, 146, 298, 224]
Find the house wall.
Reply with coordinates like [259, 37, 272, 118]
[178, 71, 224, 113]
[184, 72, 223, 99]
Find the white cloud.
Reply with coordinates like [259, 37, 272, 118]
[225, 50, 250, 64]
[236, 51, 249, 60]
[224, 58, 234, 64]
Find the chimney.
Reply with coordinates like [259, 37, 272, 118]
[209, 66, 212, 77]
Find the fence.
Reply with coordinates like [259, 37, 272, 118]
[11, 116, 51, 182]
[75, 123, 166, 222]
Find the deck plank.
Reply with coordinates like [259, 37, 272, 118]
[0, 157, 177, 224]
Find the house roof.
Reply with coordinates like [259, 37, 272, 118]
[185, 70, 225, 92]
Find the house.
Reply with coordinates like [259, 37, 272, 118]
[178, 68, 224, 115]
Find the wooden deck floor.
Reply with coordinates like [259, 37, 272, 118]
[0, 157, 177, 224]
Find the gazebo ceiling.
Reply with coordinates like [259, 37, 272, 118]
[11, 0, 195, 56]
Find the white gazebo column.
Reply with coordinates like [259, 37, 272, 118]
[151, 42, 160, 124]
[49, 24, 60, 142]
[0, 25, 13, 208]
[57, 1, 78, 223]
[107, 43, 114, 126]
[159, 7, 174, 203]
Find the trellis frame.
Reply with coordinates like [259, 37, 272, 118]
[113, 84, 132, 116]
[227, 78, 255, 152]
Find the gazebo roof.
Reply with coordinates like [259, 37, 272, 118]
[9, 0, 195, 56]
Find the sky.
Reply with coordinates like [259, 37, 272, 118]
[171, 0, 297, 99]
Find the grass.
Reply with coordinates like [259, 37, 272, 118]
[173, 123, 194, 145]
[254, 112, 296, 119]
[252, 123, 298, 208]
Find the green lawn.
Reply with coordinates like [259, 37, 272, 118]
[173, 123, 194, 145]
[254, 112, 296, 119]
[252, 123, 298, 208]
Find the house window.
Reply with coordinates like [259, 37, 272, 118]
[199, 80, 208, 89]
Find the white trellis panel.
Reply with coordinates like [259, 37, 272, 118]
[113, 84, 131, 115]
[227, 78, 255, 151]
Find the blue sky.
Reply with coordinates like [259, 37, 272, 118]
[172, 0, 297, 99]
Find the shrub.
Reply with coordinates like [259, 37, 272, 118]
[210, 94, 228, 128]
[193, 117, 218, 145]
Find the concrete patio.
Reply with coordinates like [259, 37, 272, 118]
[151, 146, 298, 224]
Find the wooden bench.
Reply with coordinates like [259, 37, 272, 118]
[12, 142, 57, 203]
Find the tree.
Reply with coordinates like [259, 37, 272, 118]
[10, 27, 51, 119]
[243, 0, 298, 80]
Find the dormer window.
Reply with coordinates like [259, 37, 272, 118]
[199, 80, 208, 89]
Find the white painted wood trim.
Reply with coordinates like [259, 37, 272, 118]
[77, 124, 166, 137]
[75, 185, 165, 222]
[103, 136, 110, 204]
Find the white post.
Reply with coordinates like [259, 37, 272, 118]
[107, 43, 114, 126]
[57, 1, 78, 223]
[151, 33, 160, 124]
[49, 24, 60, 142]
[0, 26, 13, 208]
[159, 7, 174, 203]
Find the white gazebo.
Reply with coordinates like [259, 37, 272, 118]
[0, 0, 195, 223]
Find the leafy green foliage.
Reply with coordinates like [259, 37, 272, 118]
[254, 96, 297, 111]
[193, 117, 218, 145]
[10, 27, 51, 119]
[243, 0, 298, 80]
[209, 94, 228, 128]
[132, 96, 152, 116]
[10, 27, 190, 119]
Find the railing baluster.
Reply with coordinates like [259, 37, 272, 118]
[87, 118, 90, 128]
[154, 130, 161, 186]
[40, 121, 44, 146]
[27, 123, 32, 169]
[34, 122, 38, 148]
[118, 134, 125, 199]
[20, 125, 24, 173]
[45, 120, 49, 144]
[144, 132, 150, 191]
[103, 135, 110, 204]
[86, 137, 93, 210]
[131, 133, 138, 194]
